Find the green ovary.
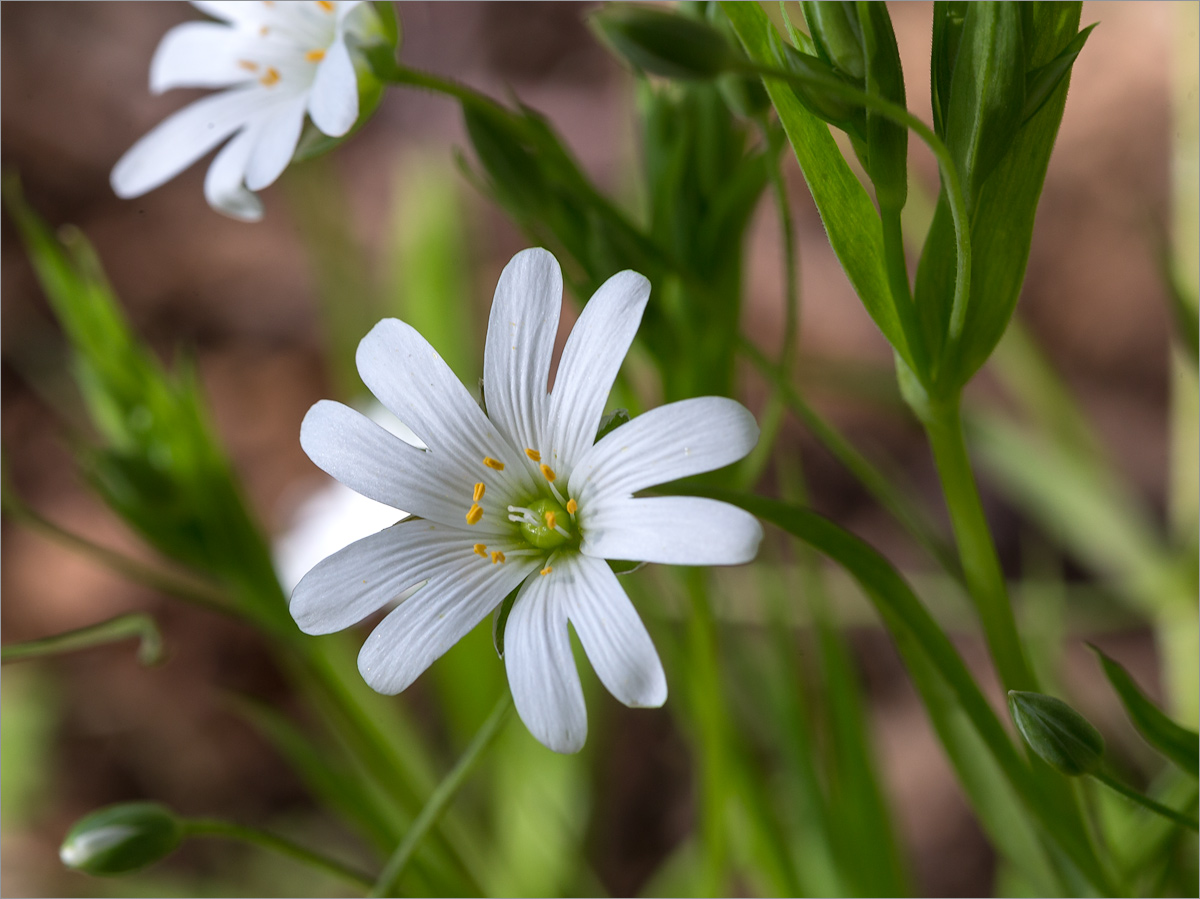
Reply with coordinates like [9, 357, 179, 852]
[519, 497, 574, 550]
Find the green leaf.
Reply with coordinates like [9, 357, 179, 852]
[858, 2, 908, 212]
[930, 2, 968, 137]
[1021, 24, 1095, 126]
[589, 4, 740, 80]
[1089, 644, 1200, 777]
[720, 1, 910, 369]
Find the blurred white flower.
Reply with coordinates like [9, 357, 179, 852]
[292, 248, 762, 752]
[111, 0, 366, 221]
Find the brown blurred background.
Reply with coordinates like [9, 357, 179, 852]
[1, 2, 1186, 896]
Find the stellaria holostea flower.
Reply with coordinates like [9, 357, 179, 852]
[111, 1, 368, 221]
[292, 248, 762, 752]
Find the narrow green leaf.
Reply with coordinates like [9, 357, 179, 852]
[1089, 644, 1200, 777]
[1, 613, 162, 667]
[1021, 24, 1095, 126]
[720, 1, 910, 368]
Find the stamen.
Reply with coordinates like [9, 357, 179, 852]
[237, 59, 259, 71]
[305, 49, 326, 63]
[540, 566, 553, 576]
[473, 482, 486, 502]
[490, 550, 506, 565]
[260, 67, 281, 87]
[566, 498, 578, 516]
[483, 456, 505, 471]
[465, 504, 483, 525]
[544, 510, 557, 530]
[259, 25, 270, 36]
[525, 448, 541, 461]
[539, 463, 557, 482]
[553, 524, 571, 539]
[473, 544, 488, 557]
[316, 0, 335, 10]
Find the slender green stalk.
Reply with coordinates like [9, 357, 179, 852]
[923, 396, 1036, 694]
[184, 818, 374, 890]
[682, 568, 731, 897]
[2, 613, 162, 666]
[1091, 771, 1200, 833]
[740, 59, 972, 361]
[881, 205, 929, 378]
[739, 338, 959, 576]
[2, 494, 238, 619]
[370, 693, 512, 897]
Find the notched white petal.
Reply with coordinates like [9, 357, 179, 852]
[308, 37, 358, 136]
[204, 125, 263, 221]
[151, 21, 248, 93]
[580, 496, 763, 566]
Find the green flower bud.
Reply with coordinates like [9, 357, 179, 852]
[1008, 691, 1105, 777]
[60, 802, 183, 876]
[771, 38, 863, 135]
[590, 5, 741, 80]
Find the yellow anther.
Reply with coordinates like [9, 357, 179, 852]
[540, 566, 553, 576]
[525, 448, 541, 461]
[566, 498, 577, 515]
[316, 0, 335, 10]
[490, 550, 506, 565]
[465, 504, 483, 525]
[260, 66, 281, 87]
[473, 482, 486, 502]
[544, 510, 557, 530]
[473, 544, 488, 557]
[483, 456, 505, 471]
[539, 463, 557, 482]
[305, 49, 326, 63]
[237, 59, 259, 71]
[259, 25, 270, 36]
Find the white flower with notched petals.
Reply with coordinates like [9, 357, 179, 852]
[111, 0, 366, 221]
[292, 248, 762, 752]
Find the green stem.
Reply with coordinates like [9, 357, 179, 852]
[923, 396, 1036, 693]
[184, 818, 374, 890]
[742, 60, 973, 360]
[1091, 771, 1200, 833]
[683, 568, 730, 896]
[370, 693, 512, 897]
[1, 613, 162, 666]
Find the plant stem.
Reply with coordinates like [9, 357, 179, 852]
[370, 692, 512, 897]
[184, 818, 374, 890]
[1, 613, 162, 666]
[923, 396, 1037, 694]
[1092, 770, 1200, 832]
[880, 205, 930, 378]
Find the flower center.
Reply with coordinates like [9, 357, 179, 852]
[509, 498, 575, 550]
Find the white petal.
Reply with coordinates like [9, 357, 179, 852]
[545, 270, 649, 476]
[150, 21, 249, 93]
[300, 400, 514, 537]
[569, 396, 759, 503]
[358, 550, 539, 694]
[482, 249, 563, 469]
[291, 520, 504, 634]
[356, 319, 538, 502]
[558, 553, 666, 708]
[580, 496, 763, 566]
[111, 88, 261, 200]
[504, 572, 587, 753]
[203, 123, 263, 221]
[245, 93, 308, 190]
[308, 36, 358, 136]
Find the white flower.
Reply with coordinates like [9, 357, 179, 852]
[292, 248, 763, 752]
[111, 1, 367, 221]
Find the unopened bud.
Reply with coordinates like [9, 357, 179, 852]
[590, 5, 740, 80]
[801, 1, 865, 81]
[60, 802, 183, 876]
[1009, 691, 1105, 777]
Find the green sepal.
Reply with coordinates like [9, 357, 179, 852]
[769, 36, 865, 136]
[589, 4, 741, 80]
[1020, 23, 1094, 127]
[595, 408, 631, 442]
[60, 802, 183, 876]
[1008, 691, 1105, 777]
[1088, 644, 1200, 778]
[491, 586, 521, 659]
